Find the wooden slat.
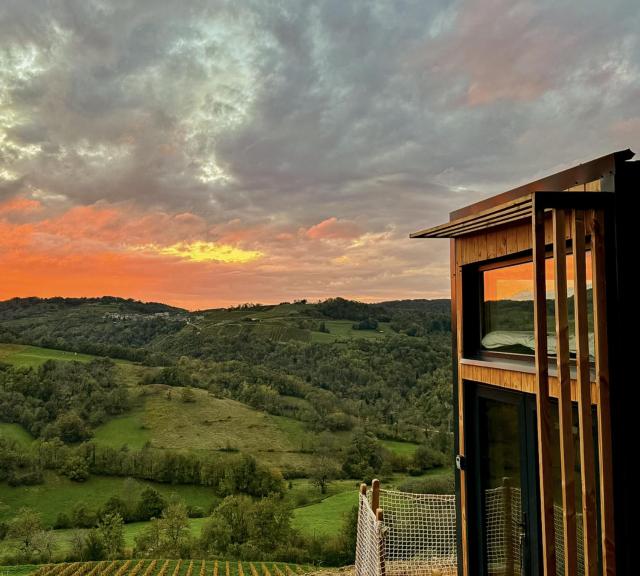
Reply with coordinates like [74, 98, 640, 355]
[458, 363, 597, 403]
[591, 209, 616, 576]
[572, 209, 598, 576]
[553, 208, 577, 575]
[410, 197, 531, 238]
[532, 200, 557, 576]
[454, 242, 470, 576]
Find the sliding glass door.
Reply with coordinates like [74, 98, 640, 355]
[469, 386, 539, 576]
[468, 384, 601, 576]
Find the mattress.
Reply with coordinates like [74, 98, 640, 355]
[482, 330, 595, 358]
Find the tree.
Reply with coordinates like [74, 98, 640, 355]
[8, 508, 43, 557]
[48, 411, 92, 443]
[31, 529, 57, 562]
[83, 529, 106, 560]
[310, 455, 340, 494]
[133, 518, 161, 558]
[63, 455, 90, 482]
[160, 500, 191, 557]
[137, 486, 166, 520]
[413, 444, 445, 471]
[341, 430, 384, 480]
[71, 501, 97, 528]
[98, 512, 124, 559]
[101, 495, 129, 522]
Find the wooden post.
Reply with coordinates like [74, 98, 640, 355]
[591, 209, 616, 576]
[376, 508, 386, 576]
[360, 483, 368, 497]
[553, 208, 577, 576]
[532, 198, 557, 576]
[572, 209, 598, 576]
[454, 238, 470, 576]
[502, 477, 514, 576]
[372, 478, 381, 514]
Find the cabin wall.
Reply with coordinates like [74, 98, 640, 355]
[451, 176, 609, 576]
[456, 178, 601, 266]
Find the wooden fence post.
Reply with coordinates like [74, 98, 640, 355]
[372, 478, 380, 513]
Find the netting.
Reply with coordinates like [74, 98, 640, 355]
[485, 484, 586, 576]
[355, 487, 457, 576]
[355, 482, 587, 576]
[485, 485, 523, 574]
[355, 492, 385, 576]
[554, 504, 585, 576]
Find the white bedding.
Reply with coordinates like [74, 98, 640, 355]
[482, 330, 594, 358]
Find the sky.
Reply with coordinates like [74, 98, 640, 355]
[1, 0, 639, 310]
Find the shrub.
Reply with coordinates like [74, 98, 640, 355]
[62, 455, 90, 482]
[397, 474, 455, 494]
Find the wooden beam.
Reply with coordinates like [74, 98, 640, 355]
[553, 208, 577, 575]
[591, 209, 616, 576]
[572, 209, 598, 576]
[532, 199, 557, 576]
[454, 246, 470, 576]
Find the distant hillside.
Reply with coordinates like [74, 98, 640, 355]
[0, 296, 450, 360]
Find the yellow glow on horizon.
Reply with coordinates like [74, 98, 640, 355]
[139, 241, 263, 264]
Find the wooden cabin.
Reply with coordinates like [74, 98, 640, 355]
[411, 150, 637, 576]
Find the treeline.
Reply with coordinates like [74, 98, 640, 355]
[0, 436, 283, 496]
[3, 493, 357, 567]
[0, 359, 128, 440]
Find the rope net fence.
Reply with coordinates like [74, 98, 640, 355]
[355, 479, 586, 576]
[355, 482, 457, 576]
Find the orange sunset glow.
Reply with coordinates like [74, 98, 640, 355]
[1, 1, 638, 309]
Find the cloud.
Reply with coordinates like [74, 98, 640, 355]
[1, 0, 639, 307]
[305, 217, 361, 240]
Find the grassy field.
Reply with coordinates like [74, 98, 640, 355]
[292, 490, 358, 537]
[0, 344, 102, 368]
[310, 321, 392, 343]
[99, 385, 321, 470]
[0, 565, 39, 576]
[0, 423, 34, 446]
[0, 473, 218, 525]
[91, 411, 151, 451]
[380, 439, 419, 457]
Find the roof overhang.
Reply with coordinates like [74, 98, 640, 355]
[411, 149, 633, 239]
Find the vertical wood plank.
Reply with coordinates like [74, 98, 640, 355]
[573, 209, 598, 576]
[517, 223, 530, 252]
[553, 208, 577, 576]
[487, 230, 497, 260]
[477, 232, 487, 261]
[591, 209, 616, 576]
[454, 239, 469, 576]
[507, 227, 518, 253]
[533, 198, 557, 576]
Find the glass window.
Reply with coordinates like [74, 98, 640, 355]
[481, 253, 593, 357]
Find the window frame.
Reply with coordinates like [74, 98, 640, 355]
[462, 242, 593, 364]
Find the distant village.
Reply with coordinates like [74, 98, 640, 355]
[102, 311, 205, 322]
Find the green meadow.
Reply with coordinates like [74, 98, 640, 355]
[0, 343, 133, 368]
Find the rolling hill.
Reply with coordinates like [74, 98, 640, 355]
[0, 296, 453, 566]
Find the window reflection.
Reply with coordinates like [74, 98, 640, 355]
[481, 254, 593, 357]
